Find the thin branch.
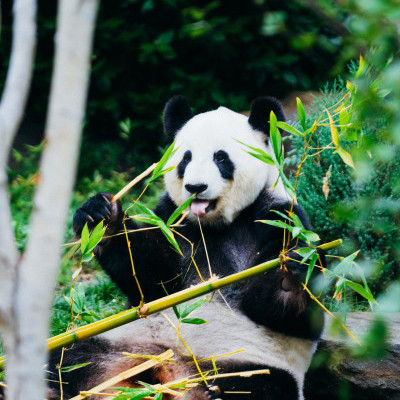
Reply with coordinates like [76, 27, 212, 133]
[0, 0, 37, 320]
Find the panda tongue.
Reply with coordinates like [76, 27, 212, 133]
[190, 200, 210, 217]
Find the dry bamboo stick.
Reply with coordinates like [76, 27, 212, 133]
[0, 239, 342, 370]
[70, 349, 174, 400]
[112, 163, 157, 202]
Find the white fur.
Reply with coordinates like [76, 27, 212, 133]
[101, 297, 316, 399]
[164, 106, 288, 224]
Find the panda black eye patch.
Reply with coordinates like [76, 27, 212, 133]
[177, 150, 192, 178]
[214, 150, 235, 180]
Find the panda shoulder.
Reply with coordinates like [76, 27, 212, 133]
[252, 192, 312, 230]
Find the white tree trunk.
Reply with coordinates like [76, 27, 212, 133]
[0, 0, 99, 399]
[0, 0, 36, 327]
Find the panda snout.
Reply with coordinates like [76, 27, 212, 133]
[185, 183, 208, 194]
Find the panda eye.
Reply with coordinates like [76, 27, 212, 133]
[215, 151, 227, 163]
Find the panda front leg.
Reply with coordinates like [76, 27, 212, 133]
[73, 193, 181, 305]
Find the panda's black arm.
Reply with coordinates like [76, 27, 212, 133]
[239, 202, 325, 340]
[73, 193, 182, 305]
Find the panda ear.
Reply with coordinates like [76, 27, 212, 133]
[162, 95, 193, 139]
[248, 96, 286, 137]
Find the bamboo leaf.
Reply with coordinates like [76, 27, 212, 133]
[148, 141, 177, 183]
[167, 195, 194, 226]
[276, 121, 303, 137]
[154, 393, 163, 400]
[81, 223, 89, 254]
[336, 148, 355, 169]
[246, 151, 275, 165]
[355, 54, 367, 78]
[60, 362, 92, 373]
[345, 281, 376, 302]
[181, 318, 207, 324]
[269, 111, 282, 163]
[180, 298, 207, 318]
[327, 110, 339, 148]
[86, 221, 106, 253]
[296, 97, 307, 131]
[305, 252, 319, 285]
[295, 247, 316, 263]
[292, 226, 302, 238]
[299, 230, 320, 243]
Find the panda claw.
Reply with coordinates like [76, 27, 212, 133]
[205, 384, 223, 400]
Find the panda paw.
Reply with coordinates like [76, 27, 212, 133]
[282, 250, 309, 284]
[205, 384, 223, 400]
[73, 192, 122, 236]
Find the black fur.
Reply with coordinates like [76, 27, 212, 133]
[214, 150, 235, 180]
[72, 191, 324, 339]
[177, 150, 192, 178]
[163, 95, 193, 139]
[204, 364, 299, 400]
[248, 96, 286, 137]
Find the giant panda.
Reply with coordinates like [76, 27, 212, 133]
[48, 96, 325, 400]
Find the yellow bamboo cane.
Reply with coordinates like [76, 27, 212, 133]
[0, 239, 341, 370]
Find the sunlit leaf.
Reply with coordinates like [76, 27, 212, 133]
[167, 195, 194, 226]
[336, 148, 355, 169]
[345, 281, 376, 302]
[60, 362, 92, 373]
[296, 97, 307, 131]
[81, 223, 90, 254]
[305, 252, 319, 285]
[180, 298, 207, 318]
[276, 121, 303, 137]
[269, 111, 282, 163]
[327, 110, 339, 148]
[181, 318, 207, 324]
[148, 141, 177, 184]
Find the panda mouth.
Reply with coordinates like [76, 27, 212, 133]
[190, 198, 218, 217]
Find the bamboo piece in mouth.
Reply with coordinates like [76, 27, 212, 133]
[112, 163, 157, 202]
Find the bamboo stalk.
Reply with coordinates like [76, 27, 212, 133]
[112, 163, 157, 202]
[69, 349, 174, 400]
[0, 239, 342, 370]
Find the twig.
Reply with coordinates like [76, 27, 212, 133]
[112, 163, 157, 202]
[69, 349, 174, 400]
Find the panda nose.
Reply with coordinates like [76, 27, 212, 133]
[185, 184, 208, 194]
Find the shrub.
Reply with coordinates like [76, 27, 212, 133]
[292, 85, 400, 294]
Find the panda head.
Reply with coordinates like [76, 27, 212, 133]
[163, 96, 288, 225]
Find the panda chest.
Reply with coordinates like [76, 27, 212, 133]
[181, 225, 260, 281]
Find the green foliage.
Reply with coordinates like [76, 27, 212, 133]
[293, 86, 400, 295]
[0, 0, 343, 161]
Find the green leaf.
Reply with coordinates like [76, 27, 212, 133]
[86, 221, 106, 253]
[81, 223, 90, 254]
[295, 247, 316, 263]
[345, 281, 376, 302]
[159, 224, 182, 255]
[237, 140, 275, 165]
[181, 318, 207, 324]
[269, 111, 282, 163]
[148, 141, 177, 183]
[167, 195, 194, 226]
[333, 251, 360, 276]
[154, 393, 163, 400]
[296, 97, 307, 131]
[327, 110, 339, 148]
[305, 252, 319, 285]
[336, 148, 355, 169]
[355, 54, 367, 78]
[276, 121, 303, 137]
[292, 226, 302, 238]
[112, 387, 155, 400]
[299, 230, 320, 242]
[60, 362, 92, 373]
[257, 219, 291, 230]
[180, 298, 207, 318]
[82, 252, 94, 263]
